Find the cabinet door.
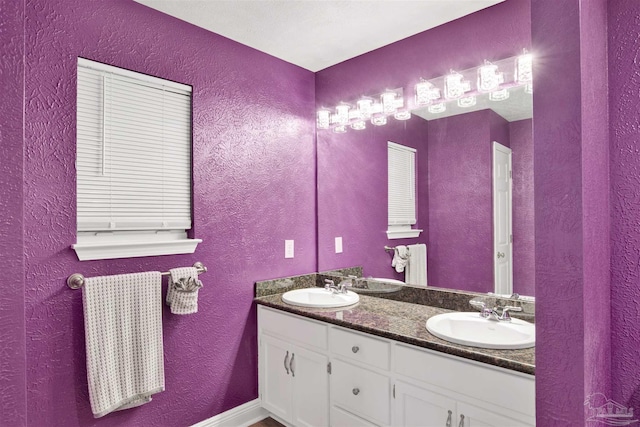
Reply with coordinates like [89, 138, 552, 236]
[291, 346, 330, 427]
[261, 334, 293, 421]
[394, 381, 457, 427]
[457, 401, 534, 427]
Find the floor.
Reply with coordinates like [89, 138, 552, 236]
[249, 417, 285, 427]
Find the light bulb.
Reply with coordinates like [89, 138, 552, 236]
[415, 81, 441, 105]
[428, 103, 446, 114]
[333, 125, 347, 133]
[381, 91, 398, 114]
[335, 104, 350, 126]
[444, 71, 470, 99]
[357, 98, 374, 119]
[477, 61, 504, 92]
[351, 120, 366, 130]
[394, 110, 411, 120]
[371, 113, 387, 126]
[516, 51, 533, 84]
[457, 96, 477, 108]
[316, 109, 331, 129]
[489, 88, 510, 101]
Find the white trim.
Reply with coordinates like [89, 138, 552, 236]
[190, 398, 269, 427]
[78, 57, 191, 93]
[387, 140, 417, 153]
[386, 226, 423, 239]
[72, 238, 202, 261]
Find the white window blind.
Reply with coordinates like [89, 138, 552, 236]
[76, 58, 192, 233]
[388, 141, 417, 226]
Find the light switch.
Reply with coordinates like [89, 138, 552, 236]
[335, 237, 343, 253]
[285, 240, 294, 258]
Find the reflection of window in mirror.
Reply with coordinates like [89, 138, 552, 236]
[387, 141, 422, 239]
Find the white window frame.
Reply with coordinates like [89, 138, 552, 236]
[72, 58, 201, 261]
[387, 141, 422, 239]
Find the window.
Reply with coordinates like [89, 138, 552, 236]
[72, 58, 201, 261]
[387, 141, 422, 239]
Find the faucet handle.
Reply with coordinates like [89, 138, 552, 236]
[324, 279, 335, 289]
[499, 305, 522, 321]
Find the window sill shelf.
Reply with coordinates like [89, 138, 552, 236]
[386, 228, 423, 240]
[72, 238, 202, 261]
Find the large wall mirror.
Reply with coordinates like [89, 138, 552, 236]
[315, 0, 534, 297]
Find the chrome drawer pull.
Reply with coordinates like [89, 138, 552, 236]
[446, 410, 452, 427]
[352, 387, 360, 396]
[290, 353, 295, 377]
[458, 414, 465, 427]
[284, 351, 290, 375]
[352, 346, 360, 353]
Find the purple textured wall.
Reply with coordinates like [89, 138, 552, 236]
[510, 119, 535, 297]
[427, 110, 494, 292]
[610, 0, 640, 414]
[532, 0, 610, 424]
[18, 1, 316, 426]
[0, 0, 27, 425]
[316, 0, 531, 290]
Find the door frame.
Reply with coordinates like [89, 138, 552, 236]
[492, 141, 513, 295]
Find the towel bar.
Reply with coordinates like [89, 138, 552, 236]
[67, 262, 207, 289]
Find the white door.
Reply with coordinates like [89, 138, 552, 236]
[394, 381, 457, 427]
[291, 346, 330, 427]
[492, 142, 513, 295]
[261, 334, 293, 421]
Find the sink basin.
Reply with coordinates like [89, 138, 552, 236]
[426, 312, 535, 349]
[282, 288, 359, 308]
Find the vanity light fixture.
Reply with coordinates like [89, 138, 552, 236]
[356, 97, 375, 119]
[415, 80, 441, 106]
[334, 104, 351, 126]
[515, 49, 533, 84]
[394, 109, 411, 120]
[444, 70, 471, 99]
[457, 96, 477, 108]
[489, 88, 510, 101]
[381, 90, 400, 115]
[351, 120, 366, 130]
[477, 60, 504, 92]
[317, 108, 331, 130]
[371, 113, 388, 126]
[428, 102, 446, 114]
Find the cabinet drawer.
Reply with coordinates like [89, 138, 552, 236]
[259, 306, 328, 350]
[394, 344, 535, 417]
[331, 406, 378, 427]
[330, 327, 390, 370]
[331, 360, 390, 425]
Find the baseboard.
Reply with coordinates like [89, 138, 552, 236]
[191, 398, 269, 427]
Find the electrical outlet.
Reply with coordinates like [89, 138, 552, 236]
[335, 237, 343, 253]
[285, 240, 294, 258]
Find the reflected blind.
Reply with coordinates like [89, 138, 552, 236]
[388, 141, 417, 225]
[76, 59, 192, 232]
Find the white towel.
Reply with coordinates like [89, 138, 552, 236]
[391, 245, 410, 273]
[166, 267, 202, 315]
[82, 271, 164, 418]
[406, 244, 428, 287]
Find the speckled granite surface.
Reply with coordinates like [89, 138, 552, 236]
[254, 292, 535, 376]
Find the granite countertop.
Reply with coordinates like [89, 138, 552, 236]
[255, 292, 535, 376]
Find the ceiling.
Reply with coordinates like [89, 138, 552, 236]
[133, 0, 504, 72]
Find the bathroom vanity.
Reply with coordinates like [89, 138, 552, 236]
[255, 291, 535, 427]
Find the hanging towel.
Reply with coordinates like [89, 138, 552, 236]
[391, 245, 410, 273]
[82, 271, 164, 418]
[406, 244, 428, 287]
[166, 267, 203, 315]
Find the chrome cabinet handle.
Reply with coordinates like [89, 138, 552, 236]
[446, 410, 452, 427]
[284, 351, 290, 375]
[290, 353, 295, 377]
[352, 346, 360, 353]
[458, 414, 465, 427]
[352, 388, 360, 396]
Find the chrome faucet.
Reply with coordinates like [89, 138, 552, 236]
[324, 278, 352, 294]
[469, 300, 522, 322]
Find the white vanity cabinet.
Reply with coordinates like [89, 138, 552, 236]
[258, 306, 535, 427]
[259, 307, 330, 427]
